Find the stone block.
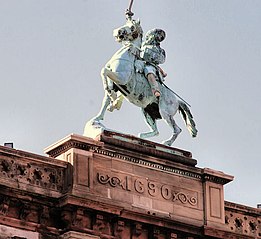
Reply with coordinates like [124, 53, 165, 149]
[60, 231, 100, 239]
[0, 224, 39, 239]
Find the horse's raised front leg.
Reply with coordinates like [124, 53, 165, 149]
[138, 108, 159, 139]
[100, 67, 125, 112]
[101, 67, 117, 100]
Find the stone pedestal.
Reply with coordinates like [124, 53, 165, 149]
[45, 131, 234, 237]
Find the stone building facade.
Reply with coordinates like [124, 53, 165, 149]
[0, 131, 260, 238]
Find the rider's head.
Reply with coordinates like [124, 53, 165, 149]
[145, 29, 166, 45]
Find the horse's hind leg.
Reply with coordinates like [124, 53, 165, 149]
[161, 113, 182, 146]
[138, 109, 159, 139]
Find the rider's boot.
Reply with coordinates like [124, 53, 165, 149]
[153, 89, 161, 97]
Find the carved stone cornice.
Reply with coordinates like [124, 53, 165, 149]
[45, 134, 235, 191]
[44, 133, 196, 165]
[44, 134, 103, 158]
[44, 135, 203, 182]
[202, 168, 234, 185]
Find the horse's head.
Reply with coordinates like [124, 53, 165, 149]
[113, 19, 143, 43]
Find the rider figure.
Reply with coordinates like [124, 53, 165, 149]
[140, 29, 167, 97]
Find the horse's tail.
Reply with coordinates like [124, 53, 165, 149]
[178, 102, 198, 138]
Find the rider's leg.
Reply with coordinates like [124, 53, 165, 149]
[147, 73, 161, 97]
[139, 108, 159, 139]
[158, 66, 167, 78]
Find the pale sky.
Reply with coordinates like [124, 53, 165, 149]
[0, 0, 261, 208]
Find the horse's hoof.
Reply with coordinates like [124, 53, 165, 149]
[106, 105, 114, 112]
[138, 132, 151, 139]
[138, 131, 159, 139]
[89, 118, 106, 128]
[162, 140, 172, 146]
[92, 117, 102, 123]
[138, 133, 146, 139]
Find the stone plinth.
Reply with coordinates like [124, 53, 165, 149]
[45, 132, 234, 234]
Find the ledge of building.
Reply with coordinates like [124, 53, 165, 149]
[45, 131, 197, 167]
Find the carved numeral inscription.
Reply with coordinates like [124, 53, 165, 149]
[97, 173, 132, 191]
[97, 172, 197, 206]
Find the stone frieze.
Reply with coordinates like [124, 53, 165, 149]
[97, 172, 198, 207]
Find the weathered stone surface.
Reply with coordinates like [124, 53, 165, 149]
[60, 231, 100, 239]
[45, 134, 233, 230]
[0, 133, 260, 238]
[0, 146, 71, 198]
[0, 224, 39, 238]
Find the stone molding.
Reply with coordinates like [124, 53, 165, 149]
[45, 133, 195, 165]
[44, 134, 233, 186]
[203, 168, 234, 185]
[60, 231, 100, 239]
[0, 224, 39, 239]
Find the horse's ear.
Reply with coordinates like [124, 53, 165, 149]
[136, 18, 141, 25]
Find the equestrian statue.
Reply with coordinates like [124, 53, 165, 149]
[84, 11, 198, 146]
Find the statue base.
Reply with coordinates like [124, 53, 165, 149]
[83, 118, 195, 166]
[44, 132, 234, 238]
[83, 118, 107, 139]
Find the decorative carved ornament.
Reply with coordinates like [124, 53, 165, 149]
[97, 172, 197, 206]
[225, 210, 261, 237]
[0, 157, 64, 192]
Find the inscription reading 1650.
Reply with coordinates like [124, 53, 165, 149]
[97, 172, 197, 206]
